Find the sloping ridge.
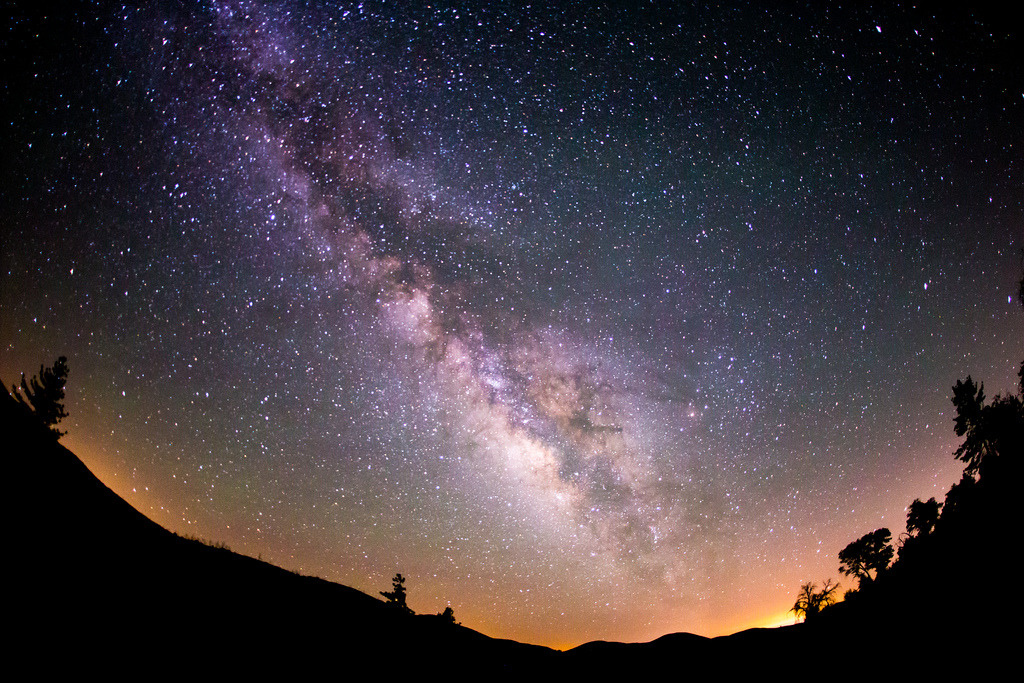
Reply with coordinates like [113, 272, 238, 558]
[0, 415, 900, 677]
[7, 404, 770, 676]
[6, 414, 557, 674]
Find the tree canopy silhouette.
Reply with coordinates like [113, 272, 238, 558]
[4, 356, 69, 440]
[380, 573, 413, 614]
[951, 375, 1023, 479]
[790, 579, 840, 622]
[906, 498, 942, 537]
[838, 528, 893, 588]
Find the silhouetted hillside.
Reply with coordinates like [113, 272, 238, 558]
[813, 464, 1017, 661]
[4, 397, 559, 676]
[806, 371, 1021, 674]
[6, 373, 1013, 678]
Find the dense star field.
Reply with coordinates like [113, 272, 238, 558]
[2, 2, 1021, 647]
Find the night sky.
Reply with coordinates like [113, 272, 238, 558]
[2, 2, 1021, 647]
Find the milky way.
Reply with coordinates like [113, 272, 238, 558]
[2, 2, 1021, 646]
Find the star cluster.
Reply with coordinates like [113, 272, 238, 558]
[2, 1, 1021, 646]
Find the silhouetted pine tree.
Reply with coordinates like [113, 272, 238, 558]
[6, 356, 69, 439]
[380, 573, 413, 614]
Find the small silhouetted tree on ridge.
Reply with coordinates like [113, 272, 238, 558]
[380, 573, 413, 614]
[791, 579, 840, 622]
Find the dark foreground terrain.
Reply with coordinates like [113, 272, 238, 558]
[6, 399, 1011, 678]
